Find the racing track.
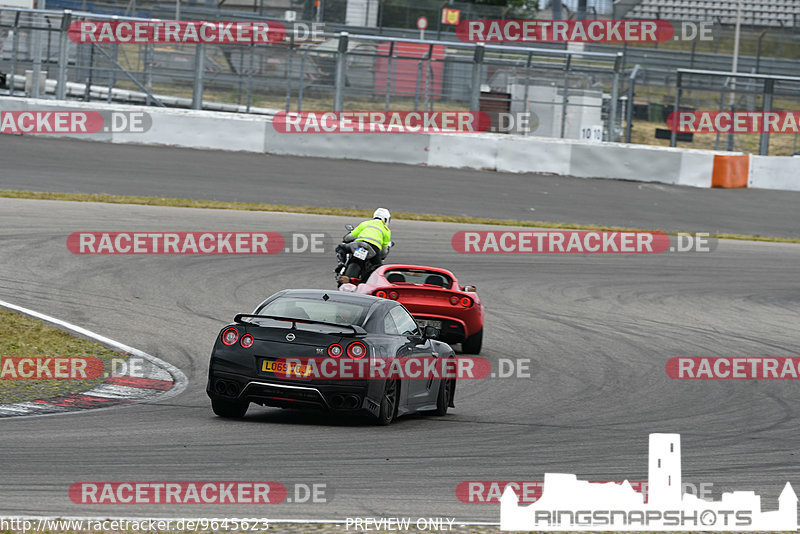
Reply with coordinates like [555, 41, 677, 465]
[0, 137, 799, 524]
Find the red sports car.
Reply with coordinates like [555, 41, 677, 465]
[354, 264, 484, 354]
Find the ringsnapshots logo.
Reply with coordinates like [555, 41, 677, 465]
[0, 111, 151, 134]
[67, 232, 329, 254]
[500, 433, 797, 531]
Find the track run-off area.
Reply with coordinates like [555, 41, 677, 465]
[1, 136, 799, 523]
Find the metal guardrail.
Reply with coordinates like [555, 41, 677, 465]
[670, 68, 800, 155]
[0, 6, 626, 141]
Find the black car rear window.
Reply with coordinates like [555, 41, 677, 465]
[256, 297, 370, 326]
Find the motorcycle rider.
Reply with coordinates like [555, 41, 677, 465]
[335, 208, 392, 283]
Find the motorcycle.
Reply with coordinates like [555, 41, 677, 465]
[334, 224, 394, 288]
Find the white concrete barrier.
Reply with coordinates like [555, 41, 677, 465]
[569, 142, 684, 183]
[677, 150, 716, 188]
[749, 156, 800, 191]
[264, 126, 430, 165]
[495, 136, 572, 175]
[1, 96, 798, 191]
[114, 108, 266, 152]
[427, 133, 498, 170]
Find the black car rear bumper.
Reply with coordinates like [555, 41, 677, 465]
[207, 370, 381, 416]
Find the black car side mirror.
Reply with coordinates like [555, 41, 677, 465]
[423, 325, 440, 339]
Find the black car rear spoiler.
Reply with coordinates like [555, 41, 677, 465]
[233, 314, 367, 336]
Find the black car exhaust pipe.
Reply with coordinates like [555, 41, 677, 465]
[330, 394, 344, 408]
[226, 383, 239, 397]
[214, 380, 227, 394]
[344, 395, 360, 409]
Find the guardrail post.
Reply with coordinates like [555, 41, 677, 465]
[192, 41, 206, 110]
[625, 64, 642, 143]
[246, 42, 254, 113]
[56, 10, 71, 100]
[9, 12, 20, 96]
[607, 52, 623, 142]
[383, 40, 394, 113]
[521, 51, 532, 136]
[670, 71, 681, 147]
[107, 41, 118, 103]
[560, 55, 571, 138]
[470, 42, 484, 111]
[145, 43, 153, 106]
[31, 12, 44, 97]
[759, 78, 774, 155]
[333, 32, 348, 112]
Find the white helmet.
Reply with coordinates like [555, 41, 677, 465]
[373, 207, 391, 226]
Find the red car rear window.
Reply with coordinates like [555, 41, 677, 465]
[384, 269, 452, 288]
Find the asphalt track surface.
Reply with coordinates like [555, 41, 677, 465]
[2, 136, 800, 238]
[1, 193, 800, 524]
[1, 136, 800, 526]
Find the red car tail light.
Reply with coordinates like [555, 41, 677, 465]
[449, 295, 459, 306]
[221, 327, 239, 346]
[240, 334, 254, 348]
[460, 297, 472, 307]
[388, 291, 399, 300]
[375, 290, 387, 298]
[347, 341, 367, 359]
[328, 344, 343, 358]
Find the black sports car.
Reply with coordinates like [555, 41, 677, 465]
[207, 289, 457, 425]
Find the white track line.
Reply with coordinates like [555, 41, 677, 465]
[0, 299, 188, 413]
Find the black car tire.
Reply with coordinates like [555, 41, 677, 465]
[344, 261, 362, 280]
[375, 379, 399, 426]
[431, 378, 454, 416]
[211, 398, 249, 419]
[462, 328, 483, 354]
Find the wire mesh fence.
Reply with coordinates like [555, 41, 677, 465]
[0, 6, 628, 142]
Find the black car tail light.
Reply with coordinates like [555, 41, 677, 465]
[221, 327, 239, 346]
[240, 334, 254, 348]
[328, 344, 344, 358]
[347, 341, 367, 360]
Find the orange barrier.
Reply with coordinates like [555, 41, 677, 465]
[711, 154, 750, 188]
